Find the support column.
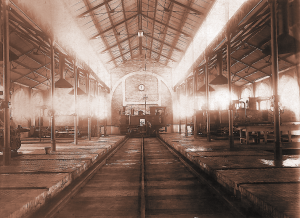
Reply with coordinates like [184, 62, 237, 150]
[205, 55, 211, 142]
[178, 87, 181, 134]
[185, 79, 188, 136]
[50, 39, 56, 151]
[74, 61, 78, 145]
[96, 84, 100, 137]
[269, 0, 281, 160]
[193, 71, 197, 138]
[227, 32, 234, 149]
[87, 73, 91, 140]
[2, 0, 11, 165]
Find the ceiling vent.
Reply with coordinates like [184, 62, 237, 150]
[263, 0, 299, 55]
[55, 54, 73, 88]
[209, 52, 228, 85]
[198, 84, 215, 92]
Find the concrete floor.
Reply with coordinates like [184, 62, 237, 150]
[0, 136, 126, 218]
[159, 133, 300, 218]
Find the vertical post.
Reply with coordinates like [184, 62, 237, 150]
[74, 60, 78, 145]
[87, 73, 91, 140]
[269, 0, 281, 160]
[185, 79, 188, 136]
[50, 39, 56, 151]
[227, 32, 234, 149]
[96, 84, 100, 137]
[39, 109, 41, 142]
[104, 92, 107, 136]
[178, 87, 181, 134]
[193, 71, 197, 138]
[2, 0, 11, 165]
[205, 55, 211, 142]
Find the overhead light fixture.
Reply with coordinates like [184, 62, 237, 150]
[210, 52, 228, 85]
[55, 54, 73, 88]
[138, 30, 144, 37]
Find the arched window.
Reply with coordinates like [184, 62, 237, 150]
[279, 75, 299, 120]
[256, 83, 271, 110]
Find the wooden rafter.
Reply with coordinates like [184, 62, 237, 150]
[142, 14, 191, 37]
[166, 0, 194, 66]
[83, 0, 117, 66]
[169, 0, 203, 15]
[106, 46, 138, 63]
[156, 2, 174, 61]
[13, 62, 50, 82]
[145, 34, 183, 52]
[148, 0, 158, 58]
[121, 0, 133, 59]
[143, 46, 176, 62]
[104, 2, 125, 62]
[77, 0, 114, 18]
[91, 14, 137, 40]
[101, 34, 136, 53]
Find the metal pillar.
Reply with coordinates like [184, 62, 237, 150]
[185, 79, 188, 136]
[50, 39, 56, 151]
[269, 0, 281, 160]
[178, 87, 181, 134]
[193, 71, 197, 138]
[87, 73, 91, 140]
[2, 0, 11, 165]
[205, 55, 211, 142]
[96, 84, 100, 137]
[227, 33, 234, 148]
[74, 61, 78, 145]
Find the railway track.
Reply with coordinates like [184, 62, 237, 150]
[32, 137, 254, 218]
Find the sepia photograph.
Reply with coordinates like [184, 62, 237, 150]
[0, 0, 299, 217]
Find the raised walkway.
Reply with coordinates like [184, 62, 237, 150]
[159, 133, 300, 218]
[0, 136, 126, 218]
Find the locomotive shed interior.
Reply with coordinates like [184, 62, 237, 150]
[0, 0, 300, 217]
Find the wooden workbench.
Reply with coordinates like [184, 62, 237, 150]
[236, 123, 300, 144]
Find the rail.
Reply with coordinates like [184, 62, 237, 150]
[140, 137, 145, 218]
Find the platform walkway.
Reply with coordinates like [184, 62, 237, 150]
[0, 135, 126, 218]
[159, 133, 300, 218]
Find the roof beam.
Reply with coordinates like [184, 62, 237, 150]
[91, 14, 137, 39]
[149, 0, 158, 58]
[121, 0, 133, 58]
[10, 68, 47, 87]
[13, 62, 50, 82]
[169, 0, 203, 15]
[166, 0, 194, 66]
[101, 34, 135, 53]
[145, 34, 183, 52]
[77, 0, 114, 18]
[143, 46, 176, 62]
[138, 0, 142, 55]
[104, 2, 125, 62]
[106, 46, 137, 63]
[83, 0, 117, 66]
[142, 14, 191, 37]
[156, 2, 174, 61]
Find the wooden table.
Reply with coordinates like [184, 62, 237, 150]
[236, 123, 300, 144]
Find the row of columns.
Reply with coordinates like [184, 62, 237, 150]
[2, 0, 107, 165]
[178, 0, 282, 160]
